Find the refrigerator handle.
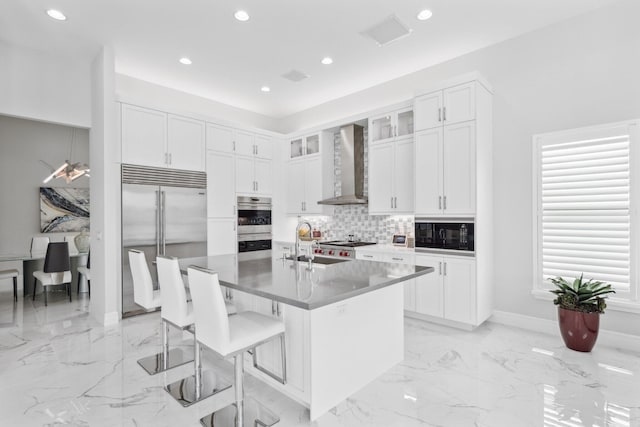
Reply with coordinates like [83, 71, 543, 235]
[155, 190, 161, 256]
[161, 191, 167, 254]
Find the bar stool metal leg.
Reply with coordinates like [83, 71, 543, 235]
[235, 354, 244, 427]
[137, 319, 193, 375]
[13, 276, 17, 302]
[165, 331, 232, 406]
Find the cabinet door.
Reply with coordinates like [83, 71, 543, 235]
[443, 122, 476, 215]
[235, 130, 255, 157]
[369, 113, 394, 145]
[443, 257, 476, 324]
[206, 151, 236, 218]
[235, 156, 255, 194]
[443, 82, 475, 125]
[285, 161, 305, 214]
[254, 135, 273, 159]
[415, 129, 443, 215]
[254, 158, 273, 195]
[383, 253, 416, 311]
[304, 157, 323, 214]
[368, 142, 395, 214]
[121, 104, 167, 167]
[305, 134, 320, 156]
[393, 138, 414, 212]
[395, 108, 414, 138]
[414, 254, 444, 317]
[168, 114, 205, 171]
[290, 137, 304, 159]
[414, 91, 443, 131]
[207, 218, 236, 255]
[206, 123, 235, 153]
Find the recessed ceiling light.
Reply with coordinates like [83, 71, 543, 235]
[179, 57, 192, 65]
[261, 86, 271, 93]
[234, 10, 250, 22]
[321, 57, 333, 65]
[417, 9, 433, 21]
[46, 9, 67, 21]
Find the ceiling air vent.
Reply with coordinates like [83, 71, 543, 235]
[361, 14, 412, 47]
[281, 69, 309, 82]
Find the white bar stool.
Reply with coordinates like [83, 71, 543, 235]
[130, 249, 190, 375]
[188, 266, 285, 427]
[157, 256, 232, 406]
[0, 269, 19, 302]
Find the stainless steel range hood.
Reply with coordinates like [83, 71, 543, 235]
[318, 124, 367, 205]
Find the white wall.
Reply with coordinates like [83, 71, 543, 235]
[0, 41, 92, 128]
[116, 74, 280, 133]
[90, 47, 120, 326]
[279, 0, 640, 335]
[0, 115, 90, 254]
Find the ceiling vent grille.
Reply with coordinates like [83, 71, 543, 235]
[281, 69, 309, 82]
[361, 14, 412, 47]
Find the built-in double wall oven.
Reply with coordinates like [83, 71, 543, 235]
[415, 218, 474, 254]
[237, 196, 272, 260]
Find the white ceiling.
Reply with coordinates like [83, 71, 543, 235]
[0, 0, 622, 118]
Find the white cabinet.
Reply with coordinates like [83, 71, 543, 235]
[121, 104, 205, 171]
[206, 150, 236, 218]
[286, 131, 333, 215]
[290, 133, 322, 159]
[121, 104, 167, 168]
[207, 218, 236, 255]
[356, 249, 416, 311]
[414, 254, 476, 325]
[235, 130, 273, 159]
[368, 107, 414, 145]
[414, 82, 475, 131]
[206, 123, 235, 153]
[236, 156, 272, 196]
[167, 114, 205, 171]
[369, 137, 414, 214]
[415, 122, 476, 216]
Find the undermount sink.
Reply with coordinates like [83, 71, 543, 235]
[290, 255, 351, 265]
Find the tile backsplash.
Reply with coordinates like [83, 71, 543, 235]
[302, 128, 414, 243]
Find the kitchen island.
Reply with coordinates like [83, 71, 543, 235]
[179, 254, 433, 420]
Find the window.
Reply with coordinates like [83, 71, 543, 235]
[533, 120, 640, 310]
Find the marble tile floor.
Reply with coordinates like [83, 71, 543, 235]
[1, 290, 639, 427]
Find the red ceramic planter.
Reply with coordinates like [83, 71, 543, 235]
[558, 307, 600, 352]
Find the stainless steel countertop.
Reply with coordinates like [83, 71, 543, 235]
[178, 255, 433, 310]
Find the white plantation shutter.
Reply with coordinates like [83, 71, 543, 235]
[536, 125, 634, 293]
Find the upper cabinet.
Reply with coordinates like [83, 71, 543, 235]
[368, 107, 414, 145]
[414, 82, 475, 131]
[121, 103, 205, 171]
[368, 138, 414, 215]
[290, 133, 322, 159]
[207, 124, 273, 160]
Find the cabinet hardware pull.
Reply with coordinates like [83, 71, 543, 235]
[276, 302, 281, 317]
[438, 108, 441, 122]
[164, 152, 168, 164]
[256, 181, 259, 192]
[233, 205, 235, 215]
[444, 262, 447, 276]
[443, 107, 447, 121]
[394, 125, 397, 137]
[233, 141, 236, 151]
[364, 255, 373, 258]
[394, 197, 397, 209]
[391, 197, 394, 209]
[392, 257, 402, 261]
[443, 196, 447, 210]
[439, 196, 442, 210]
[438, 262, 442, 275]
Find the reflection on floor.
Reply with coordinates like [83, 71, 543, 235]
[0, 291, 638, 426]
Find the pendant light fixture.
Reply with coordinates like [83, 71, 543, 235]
[42, 128, 90, 184]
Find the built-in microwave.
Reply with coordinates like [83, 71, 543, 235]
[415, 219, 474, 253]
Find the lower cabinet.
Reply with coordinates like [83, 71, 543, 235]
[356, 250, 416, 311]
[414, 253, 476, 324]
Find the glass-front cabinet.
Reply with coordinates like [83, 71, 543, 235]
[369, 106, 414, 144]
[290, 133, 323, 158]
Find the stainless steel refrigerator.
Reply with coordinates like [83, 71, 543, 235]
[121, 165, 207, 317]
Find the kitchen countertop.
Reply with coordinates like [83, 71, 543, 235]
[178, 254, 432, 310]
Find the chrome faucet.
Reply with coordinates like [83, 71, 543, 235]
[295, 220, 312, 261]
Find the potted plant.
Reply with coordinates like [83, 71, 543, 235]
[549, 274, 615, 352]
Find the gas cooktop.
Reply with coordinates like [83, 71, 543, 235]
[320, 241, 377, 248]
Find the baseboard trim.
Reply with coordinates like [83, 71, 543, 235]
[490, 310, 640, 353]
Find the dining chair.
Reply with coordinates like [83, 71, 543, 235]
[30, 236, 50, 255]
[129, 249, 161, 311]
[188, 266, 285, 427]
[76, 252, 90, 296]
[32, 242, 72, 306]
[158, 256, 231, 405]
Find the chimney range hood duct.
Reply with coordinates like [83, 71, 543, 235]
[318, 124, 367, 205]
